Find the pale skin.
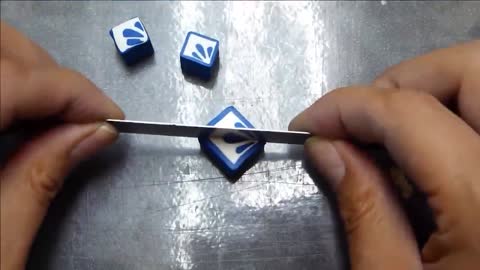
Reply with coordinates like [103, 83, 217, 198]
[0, 21, 478, 270]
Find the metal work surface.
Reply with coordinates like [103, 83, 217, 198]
[1, 1, 479, 269]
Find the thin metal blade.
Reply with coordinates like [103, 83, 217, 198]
[107, 119, 311, 145]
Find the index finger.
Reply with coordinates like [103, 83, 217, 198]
[0, 60, 124, 130]
[1, 21, 58, 68]
[289, 87, 480, 219]
[373, 40, 480, 133]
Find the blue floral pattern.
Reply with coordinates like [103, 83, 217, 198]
[192, 43, 214, 63]
[122, 21, 145, 46]
[222, 122, 257, 154]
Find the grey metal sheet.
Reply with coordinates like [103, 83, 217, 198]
[107, 119, 311, 144]
[1, 1, 479, 269]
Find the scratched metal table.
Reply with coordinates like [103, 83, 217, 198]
[1, 1, 479, 269]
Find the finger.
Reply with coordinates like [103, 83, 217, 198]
[1, 21, 57, 68]
[373, 40, 480, 133]
[423, 251, 480, 270]
[289, 87, 480, 231]
[0, 60, 124, 130]
[306, 137, 422, 270]
[0, 122, 117, 270]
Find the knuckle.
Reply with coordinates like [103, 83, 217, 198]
[338, 183, 381, 235]
[382, 89, 440, 113]
[0, 59, 28, 130]
[58, 67, 97, 92]
[373, 71, 400, 89]
[27, 159, 65, 205]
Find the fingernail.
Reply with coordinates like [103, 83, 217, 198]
[110, 104, 126, 120]
[288, 113, 304, 131]
[305, 137, 346, 188]
[70, 123, 118, 164]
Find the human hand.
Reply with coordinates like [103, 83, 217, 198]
[289, 41, 480, 269]
[0, 22, 124, 270]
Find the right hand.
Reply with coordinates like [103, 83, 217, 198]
[289, 41, 480, 269]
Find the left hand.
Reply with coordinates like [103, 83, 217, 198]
[1, 21, 124, 270]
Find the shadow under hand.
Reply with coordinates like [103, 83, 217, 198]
[303, 158, 350, 270]
[365, 146, 436, 248]
[26, 139, 130, 270]
[303, 144, 436, 270]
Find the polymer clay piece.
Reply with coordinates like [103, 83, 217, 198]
[199, 106, 266, 179]
[180, 31, 219, 80]
[110, 17, 154, 65]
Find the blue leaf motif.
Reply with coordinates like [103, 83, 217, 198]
[235, 122, 246, 128]
[222, 122, 257, 155]
[127, 39, 143, 46]
[192, 52, 202, 61]
[223, 133, 249, 143]
[123, 28, 144, 38]
[195, 44, 206, 58]
[222, 133, 255, 155]
[192, 43, 214, 63]
[134, 21, 144, 31]
[235, 142, 255, 154]
[121, 22, 147, 48]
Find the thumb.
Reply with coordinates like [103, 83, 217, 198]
[305, 137, 422, 270]
[1, 122, 117, 270]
